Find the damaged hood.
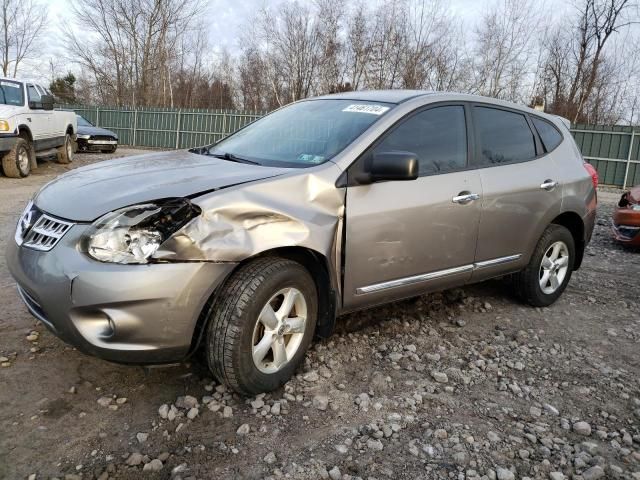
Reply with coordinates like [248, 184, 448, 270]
[34, 150, 290, 221]
[78, 125, 118, 139]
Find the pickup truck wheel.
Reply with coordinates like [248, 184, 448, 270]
[514, 224, 575, 307]
[206, 257, 318, 395]
[1, 138, 31, 178]
[56, 134, 74, 164]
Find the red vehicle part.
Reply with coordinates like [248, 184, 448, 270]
[612, 185, 640, 246]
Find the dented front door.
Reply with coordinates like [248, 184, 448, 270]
[342, 170, 482, 310]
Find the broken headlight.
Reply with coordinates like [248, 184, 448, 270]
[85, 199, 201, 264]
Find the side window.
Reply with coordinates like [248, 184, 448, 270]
[531, 116, 563, 152]
[27, 84, 41, 103]
[373, 106, 467, 175]
[474, 107, 536, 166]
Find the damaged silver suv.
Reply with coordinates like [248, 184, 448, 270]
[7, 91, 597, 395]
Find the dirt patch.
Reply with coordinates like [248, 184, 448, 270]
[0, 152, 638, 479]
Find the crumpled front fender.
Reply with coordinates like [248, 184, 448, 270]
[154, 163, 346, 265]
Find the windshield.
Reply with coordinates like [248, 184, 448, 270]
[206, 99, 393, 167]
[0, 80, 24, 106]
[77, 115, 93, 127]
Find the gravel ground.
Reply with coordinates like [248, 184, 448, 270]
[0, 151, 639, 480]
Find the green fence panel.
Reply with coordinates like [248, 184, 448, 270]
[571, 125, 639, 188]
[59, 104, 268, 150]
[97, 108, 135, 145]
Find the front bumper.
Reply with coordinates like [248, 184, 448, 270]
[77, 138, 118, 151]
[6, 223, 236, 363]
[0, 134, 18, 152]
[612, 205, 640, 246]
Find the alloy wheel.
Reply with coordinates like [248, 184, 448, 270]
[17, 147, 29, 172]
[251, 287, 307, 374]
[539, 240, 569, 294]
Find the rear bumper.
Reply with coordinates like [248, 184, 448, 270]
[6, 223, 236, 363]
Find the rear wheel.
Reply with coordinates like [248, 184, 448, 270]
[1, 138, 31, 178]
[56, 134, 74, 164]
[206, 257, 317, 395]
[514, 224, 575, 307]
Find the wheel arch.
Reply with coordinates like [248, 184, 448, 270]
[253, 246, 338, 338]
[188, 246, 338, 357]
[66, 123, 75, 135]
[17, 124, 33, 142]
[551, 211, 585, 269]
[17, 125, 37, 169]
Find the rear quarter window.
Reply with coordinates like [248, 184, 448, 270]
[473, 106, 536, 166]
[531, 116, 563, 152]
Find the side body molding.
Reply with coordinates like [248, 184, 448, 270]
[356, 254, 523, 295]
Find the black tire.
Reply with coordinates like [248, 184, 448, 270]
[1, 138, 31, 178]
[56, 134, 74, 164]
[20, 135, 37, 170]
[514, 224, 575, 307]
[206, 257, 318, 395]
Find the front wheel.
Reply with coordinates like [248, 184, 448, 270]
[514, 224, 575, 307]
[206, 257, 318, 395]
[1, 138, 31, 178]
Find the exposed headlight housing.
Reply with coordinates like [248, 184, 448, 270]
[0, 120, 10, 131]
[84, 198, 201, 264]
[77, 134, 91, 139]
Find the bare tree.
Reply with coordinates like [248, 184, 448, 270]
[0, 0, 47, 77]
[366, 0, 408, 89]
[402, 0, 448, 88]
[62, 0, 639, 125]
[471, 0, 540, 101]
[254, 1, 322, 106]
[65, 0, 206, 107]
[538, 0, 638, 123]
[344, 2, 374, 91]
[315, 0, 347, 93]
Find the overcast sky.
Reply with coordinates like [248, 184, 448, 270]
[31, 0, 588, 84]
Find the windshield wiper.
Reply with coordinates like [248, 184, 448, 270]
[208, 151, 260, 165]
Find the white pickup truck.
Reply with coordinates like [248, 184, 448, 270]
[0, 77, 77, 178]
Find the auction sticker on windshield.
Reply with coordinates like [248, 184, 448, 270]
[342, 104, 390, 115]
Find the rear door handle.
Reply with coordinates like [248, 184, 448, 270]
[452, 192, 480, 204]
[540, 180, 558, 191]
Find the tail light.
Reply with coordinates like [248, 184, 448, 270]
[583, 163, 598, 189]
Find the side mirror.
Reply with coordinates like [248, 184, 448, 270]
[41, 94, 54, 111]
[368, 151, 418, 183]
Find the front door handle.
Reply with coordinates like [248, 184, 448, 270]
[540, 179, 558, 191]
[452, 192, 480, 204]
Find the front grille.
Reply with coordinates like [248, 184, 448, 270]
[23, 214, 74, 251]
[91, 135, 116, 141]
[15, 202, 74, 252]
